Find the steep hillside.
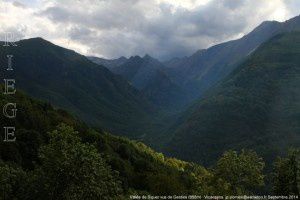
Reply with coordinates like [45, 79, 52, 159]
[141, 69, 189, 109]
[165, 32, 300, 166]
[0, 87, 237, 198]
[0, 38, 153, 137]
[165, 15, 300, 100]
[112, 55, 169, 90]
[111, 55, 189, 109]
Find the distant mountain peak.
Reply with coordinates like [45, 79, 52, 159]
[143, 54, 153, 60]
[23, 37, 46, 41]
[129, 55, 142, 59]
[119, 56, 127, 60]
[285, 14, 300, 23]
[191, 49, 206, 57]
[143, 54, 163, 66]
[20, 37, 54, 45]
[260, 20, 280, 25]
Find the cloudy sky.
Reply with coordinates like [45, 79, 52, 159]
[1, 0, 300, 60]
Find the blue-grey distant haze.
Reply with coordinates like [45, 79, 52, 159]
[1, 0, 300, 60]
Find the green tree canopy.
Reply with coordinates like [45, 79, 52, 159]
[214, 149, 265, 194]
[0, 162, 28, 200]
[35, 124, 123, 200]
[272, 148, 300, 195]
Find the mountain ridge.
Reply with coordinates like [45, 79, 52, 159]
[0, 37, 155, 137]
[164, 15, 300, 100]
[165, 31, 300, 166]
[106, 54, 190, 109]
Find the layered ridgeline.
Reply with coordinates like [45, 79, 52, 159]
[165, 32, 300, 166]
[88, 15, 300, 111]
[164, 15, 300, 100]
[0, 87, 275, 198]
[88, 56, 128, 70]
[90, 55, 190, 109]
[0, 38, 154, 137]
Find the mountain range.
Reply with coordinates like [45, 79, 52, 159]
[165, 31, 300, 166]
[0, 38, 154, 138]
[1, 15, 300, 167]
[89, 54, 190, 109]
[163, 14, 300, 100]
[89, 15, 300, 111]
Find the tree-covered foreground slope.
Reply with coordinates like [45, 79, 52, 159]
[2, 87, 298, 198]
[165, 32, 300, 166]
[0, 88, 229, 199]
[0, 38, 154, 138]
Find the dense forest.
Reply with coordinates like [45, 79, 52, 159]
[0, 86, 299, 199]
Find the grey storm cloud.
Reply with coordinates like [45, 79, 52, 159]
[38, 0, 300, 60]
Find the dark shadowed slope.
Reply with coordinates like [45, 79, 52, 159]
[109, 55, 190, 109]
[0, 38, 154, 137]
[165, 32, 300, 166]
